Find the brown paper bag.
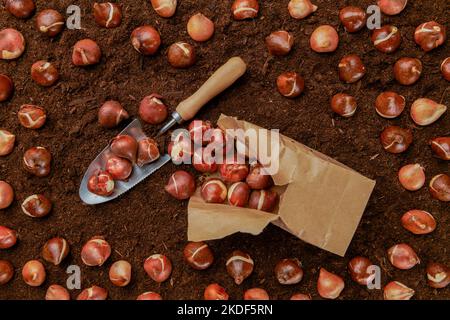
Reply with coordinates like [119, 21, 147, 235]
[188, 115, 376, 256]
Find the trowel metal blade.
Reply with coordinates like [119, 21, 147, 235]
[79, 119, 171, 205]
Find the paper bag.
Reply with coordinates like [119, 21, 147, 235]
[188, 115, 376, 256]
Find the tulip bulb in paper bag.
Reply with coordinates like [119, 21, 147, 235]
[188, 114, 376, 256]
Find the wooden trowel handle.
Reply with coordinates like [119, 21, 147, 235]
[176, 57, 247, 121]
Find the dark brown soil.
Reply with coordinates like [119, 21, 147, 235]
[0, 0, 448, 300]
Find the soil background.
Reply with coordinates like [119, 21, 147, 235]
[0, 0, 449, 300]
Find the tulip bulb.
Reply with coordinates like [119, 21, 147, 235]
[398, 164, 425, 191]
[427, 262, 449, 289]
[384, 281, 414, 300]
[288, 0, 317, 19]
[317, 268, 345, 299]
[401, 210, 436, 235]
[410, 98, 447, 126]
[429, 174, 450, 202]
[110, 135, 138, 163]
[429, 137, 450, 160]
[377, 0, 408, 15]
[387, 243, 420, 270]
